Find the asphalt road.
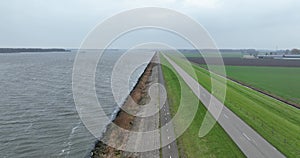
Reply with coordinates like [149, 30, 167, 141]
[163, 54, 285, 158]
[157, 54, 179, 158]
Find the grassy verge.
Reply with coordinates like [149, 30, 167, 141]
[166, 53, 300, 157]
[160, 55, 245, 158]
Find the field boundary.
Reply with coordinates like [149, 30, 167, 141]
[191, 62, 300, 109]
[187, 57, 300, 67]
[163, 54, 285, 158]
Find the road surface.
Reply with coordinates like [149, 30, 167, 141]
[125, 54, 179, 158]
[157, 54, 179, 158]
[162, 54, 285, 158]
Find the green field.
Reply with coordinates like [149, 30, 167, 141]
[196, 64, 300, 106]
[160, 55, 245, 158]
[222, 66, 300, 105]
[165, 54, 300, 157]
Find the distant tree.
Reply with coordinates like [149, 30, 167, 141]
[291, 48, 300, 54]
[0, 48, 67, 53]
[270, 52, 273, 55]
[265, 53, 269, 55]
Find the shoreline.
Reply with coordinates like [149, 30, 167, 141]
[91, 55, 156, 158]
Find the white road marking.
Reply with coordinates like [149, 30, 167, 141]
[168, 136, 170, 139]
[168, 145, 170, 149]
[170, 156, 172, 158]
[162, 54, 285, 158]
[242, 133, 251, 141]
[166, 129, 169, 132]
[224, 114, 229, 119]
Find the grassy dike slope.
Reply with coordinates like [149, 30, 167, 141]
[160, 55, 245, 158]
[166, 54, 300, 157]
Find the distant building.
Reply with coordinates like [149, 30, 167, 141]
[242, 55, 256, 59]
[282, 55, 300, 60]
[257, 54, 300, 60]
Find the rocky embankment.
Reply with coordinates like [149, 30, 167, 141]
[91, 55, 158, 158]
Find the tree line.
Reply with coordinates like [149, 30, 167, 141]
[0, 48, 69, 53]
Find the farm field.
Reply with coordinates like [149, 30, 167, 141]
[187, 57, 300, 67]
[224, 66, 300, 106]
[160, 55, 245, 158]
[187, 57, 300, 106]
[181, 51, 243, 58]
[166, 54, 300, 157]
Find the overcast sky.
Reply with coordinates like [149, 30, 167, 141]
[1, 0, 299, 49]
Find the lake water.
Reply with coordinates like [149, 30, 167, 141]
[0, 50, 153, 158]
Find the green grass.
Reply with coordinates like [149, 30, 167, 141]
[160, 55, 245, 158]
[165, 53, 300, 157]
[223, 66, 300, 105]
[196, 64, 300, 106]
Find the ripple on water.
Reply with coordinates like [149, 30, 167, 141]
[0, 51, 152, 157]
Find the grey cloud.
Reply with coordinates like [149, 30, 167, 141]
[0, 0, 299, 49]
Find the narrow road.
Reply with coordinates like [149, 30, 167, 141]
[163, 54, 285, 158]
[157, 54, 179, 158]
[131, 62, 161, 158]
